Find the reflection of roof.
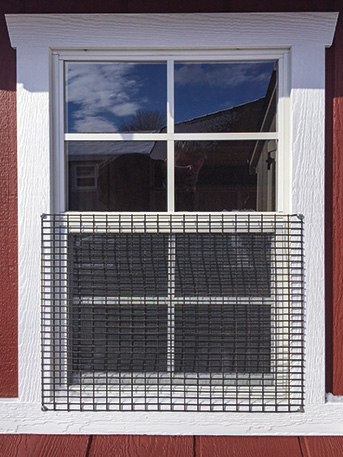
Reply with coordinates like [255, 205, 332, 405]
[174, 98, 265, 133]
[67, 141, 154, 161]
[151, 98, 266, 161]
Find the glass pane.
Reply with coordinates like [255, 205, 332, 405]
[175, 233, 271, 297]
[173, 140, 276, 212]
[174, 303, 271, 373]
[65, 62, 167, 133]
[70, 233, 169, 297]
[174, 61, 277, 133]
[72, 302, 168, 372]
[66, 141, 167, 211]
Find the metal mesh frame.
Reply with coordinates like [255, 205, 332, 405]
[41, 213, 304, 412]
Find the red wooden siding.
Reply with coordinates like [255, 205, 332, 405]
[1, 436, 343, 457]
[0, 435, 89, 457]
[196, 436, 303, 457]
[300, 437, 343, 457]
[88, 435, 194, 457]
[0, 13, 17, 398]
[331, 12, 343, 395]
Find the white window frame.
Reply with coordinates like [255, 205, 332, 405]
[3, 12, 341, 434]
[51, 51, 293, 412]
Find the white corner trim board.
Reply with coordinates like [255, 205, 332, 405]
[2, 12, 341, 435]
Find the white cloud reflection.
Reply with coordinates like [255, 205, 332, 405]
[66, 62, 141, 132]
[174, 62, 272, 88]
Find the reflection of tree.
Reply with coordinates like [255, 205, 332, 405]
[120, 110, 166, 132]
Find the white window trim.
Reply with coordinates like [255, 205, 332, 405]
[2, 12, 340, 434]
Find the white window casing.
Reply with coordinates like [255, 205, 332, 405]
[2, 12, 340, 434]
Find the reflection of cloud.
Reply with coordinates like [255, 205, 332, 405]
[175, 63, 272, 88]
[66, 63, 142, 132]
[73, 116, 119, 133]
[111, 102, 139, 117]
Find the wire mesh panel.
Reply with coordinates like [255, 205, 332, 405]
[41, 213, 304, 412]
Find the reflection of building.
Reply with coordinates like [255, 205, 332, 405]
[67, 141, 159, 210]
[68, 72, 276, 212]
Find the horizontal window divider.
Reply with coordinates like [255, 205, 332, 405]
[61, 211, 286, 215]
[71, 296, 274, 303]
[43, 212, 299, 234]
[64, 132, 279, 141]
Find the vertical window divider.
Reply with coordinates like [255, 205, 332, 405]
[55, 56, 66, 213]
[167, 59, 174, 213]
[167, 59, 175, 387]
[167, 215, 176, 376]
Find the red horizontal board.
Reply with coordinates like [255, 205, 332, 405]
[0, 435, 89, 457]
[301, 437, 343, 457]
[126, 0, 335, 13]
[197, 436, 303, 457]
[88, 435, 193, 457]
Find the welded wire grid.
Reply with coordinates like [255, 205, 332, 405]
[41, 213, 304, 412]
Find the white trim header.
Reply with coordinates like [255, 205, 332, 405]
[6, 13, 338, 49]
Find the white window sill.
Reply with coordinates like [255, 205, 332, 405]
[0, 397, 343, 434]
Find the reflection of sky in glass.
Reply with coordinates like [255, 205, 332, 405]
[174, 61, 276, 124]
[65, 60, 276, 134]
[65, 62, 167, 133]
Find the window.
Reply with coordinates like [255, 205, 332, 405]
[40, 52, 305, 412]
[5, 12, 339, 433]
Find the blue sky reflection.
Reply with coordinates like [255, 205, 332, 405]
[65, 62, 167, 133]
[174, 61, 276, 127]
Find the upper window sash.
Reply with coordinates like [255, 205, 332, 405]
[56, 51, 286, 213]
[61, 52, 281, 140]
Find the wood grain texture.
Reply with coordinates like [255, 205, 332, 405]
[332, 14, 343, 396]
[290, 45, 327, 405]
[0, 14, 18, 397]
[196, 436, 303, 457]
[88, 435, 193, 457]
[16, 45, 51, 404]
[0, 435, 89, 457]
[301, 437, 343, 457]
